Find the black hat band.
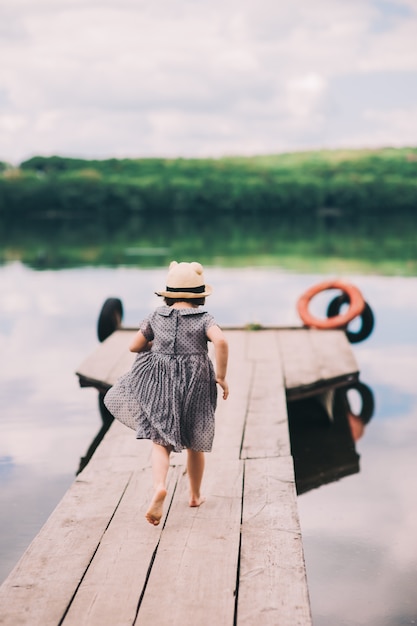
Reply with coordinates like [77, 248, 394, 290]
[166, 285, 205, 293]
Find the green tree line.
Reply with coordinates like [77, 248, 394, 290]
[1, 148, 416, 232]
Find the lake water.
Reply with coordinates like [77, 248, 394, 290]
[1, 261, 417, 625]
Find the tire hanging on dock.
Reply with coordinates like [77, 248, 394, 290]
[326, 294, 375, 343]
[296, 280, 365, 330]
[97, 297, 124, 342]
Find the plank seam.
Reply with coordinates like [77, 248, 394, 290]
[133, 471, 180, 624]
[244, 453, 294, 462]
[58, 471, 134, 626]
[233, 460, 245, 626]
[239, 362, 255, 460]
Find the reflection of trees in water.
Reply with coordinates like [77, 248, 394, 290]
[288, 382, 375, 495]
[1, 212, 412, 271]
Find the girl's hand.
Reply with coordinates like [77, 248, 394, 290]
[216, 378, 229, 400]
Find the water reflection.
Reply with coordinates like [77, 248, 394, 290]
[288, 382, 375, 495]
[1, 213, 415, 275]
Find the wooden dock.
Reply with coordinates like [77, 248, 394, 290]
[0, 328, 359, 626]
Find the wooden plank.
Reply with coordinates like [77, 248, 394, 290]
[211, 330, 253, 460]
[276, 329, 322, 391]
[0, 466, 134, 626]
[76, 330, 136, 388]
[246, 328, 281, 362]
[136, 458, 243, 626]
[62, 465, 182, 626]
[238, 457, 312, 626]
[90, 419, 150, 469]
[242, 331, 291, 459]
[309, 329, 358, 381]
[277, 329, 358, 397]
[0, 421, 149, 626]
[242, 362, 290, 459]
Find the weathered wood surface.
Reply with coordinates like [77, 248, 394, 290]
[76, 330, 137, 389]
[277, 328, 359, 399]
[0, 424, 146, 626]
[136, 457, 243, 626]
[242, 331, 290, 459]
[0, 330, 316, 625]
[239, 457, 311, 625]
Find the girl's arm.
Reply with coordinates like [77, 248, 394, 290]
[129, 330, 151, 353]
[207, 325, 229, 399]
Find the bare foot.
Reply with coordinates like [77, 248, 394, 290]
[189, 495, 206, 508]
[145, 487, 167, 526]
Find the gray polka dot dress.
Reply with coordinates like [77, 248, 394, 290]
[104, 306, 218, 453]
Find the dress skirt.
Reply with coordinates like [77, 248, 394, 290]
[104, 350, 218, 453]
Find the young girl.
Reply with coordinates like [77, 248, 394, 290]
[104, 261, 229, 526]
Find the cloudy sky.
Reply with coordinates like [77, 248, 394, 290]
[1, 0, 417, 164]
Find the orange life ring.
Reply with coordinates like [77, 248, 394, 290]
[296, 280, 366, 330]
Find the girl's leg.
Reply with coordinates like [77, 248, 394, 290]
[146, 443, 172, 526]
[187, 449, 206, 507]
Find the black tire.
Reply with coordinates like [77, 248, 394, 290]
[97, 298, 123, 342]
[327, 294, 375, 343]
[339, 381, 375, 424]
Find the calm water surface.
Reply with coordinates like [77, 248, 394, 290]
[1, 261, 417, 625]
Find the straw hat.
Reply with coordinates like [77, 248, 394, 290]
[156, 261, 212, 298]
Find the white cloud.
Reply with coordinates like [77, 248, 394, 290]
[285, 73, 327, 120]
[0, 114, 26, 132]
[0, 0, 417, 162]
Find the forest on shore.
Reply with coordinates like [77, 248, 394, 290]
[0, 147, 416, 272]
[1, 146, 416, 225]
